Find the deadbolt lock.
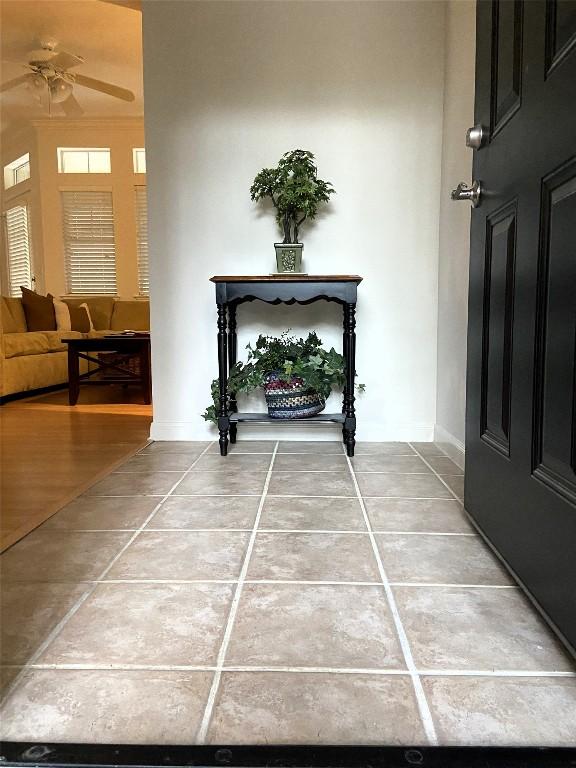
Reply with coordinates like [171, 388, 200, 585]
[466, 124, 488, 149]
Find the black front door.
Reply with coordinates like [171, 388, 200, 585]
[465, 0, 576, 651]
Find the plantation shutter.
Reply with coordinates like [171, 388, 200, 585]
[3, 204, 33, 297]
[61, 190, 117, 295]
[134, 186, 149, 295]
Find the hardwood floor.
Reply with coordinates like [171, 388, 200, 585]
[0, 387, 152, 552]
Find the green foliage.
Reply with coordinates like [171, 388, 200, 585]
[203, 331, 363, 423]
[250, 149, 335, 243]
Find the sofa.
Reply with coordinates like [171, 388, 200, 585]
[0, 296, 150, 399]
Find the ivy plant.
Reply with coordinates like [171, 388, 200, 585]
[203, 331, 364, 423]
[250, 149, 335, 244]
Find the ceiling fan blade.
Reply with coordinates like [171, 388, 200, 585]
[50, 51, 85, 70]
[1, 74, 29, 93]
[74, 73, 135, 102]
[61, 93, 84, 117]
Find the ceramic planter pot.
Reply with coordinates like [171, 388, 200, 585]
[274, 243, 303, 273]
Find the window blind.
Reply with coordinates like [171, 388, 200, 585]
[61, 190, 117, 295]
[134, 186, 149, 296]
[4, 204, 32, 297]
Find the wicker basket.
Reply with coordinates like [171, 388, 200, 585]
[264, 372, 325, 419]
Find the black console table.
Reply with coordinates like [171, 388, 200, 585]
[210, 275, 362, 457]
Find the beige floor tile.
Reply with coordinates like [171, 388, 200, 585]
[278, 441, 344, 454]
[261, 496, 365, 531]
[0, 669, 212, 744]
[365, 499, 472, 533]
[118, 453, 198, 472]
[0, 666, 22, 697]
[351, 455, 431, 473]
[357, 473, 453, 499]
[424, 676, 576, 746]
[226, 584, 404, 668]
[425, 457, 463, 475]
[355, 442, 415, 455]
[106, 530, 249, 580]
[411, 442, 446, 457]
[40, 582, 234, 665]
[268, 471, 356, 497]
[1, 582, 89, 664]
[208, 441, 275, 454]
[376, 534, 512, 585]
[440, 475, 464, 499]
[177, 470, 267, 496]
[193, 454, 272, 471]
[273, 454, 349, 471]
[42, 497, 159, 531]
[150, 496, 259, 529]
[247, 532, 380, 581]
[207, 672, 426, 744]
[140, 441, 211, 454]
[0, 530, 131, 582]
[394, 586, 575, 671]
[86, 472, 179, 497]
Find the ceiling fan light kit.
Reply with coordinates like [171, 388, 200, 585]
[49, 77, 73, 103]
[1, 38, 136, 116]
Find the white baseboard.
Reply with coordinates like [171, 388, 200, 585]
[434, 424, 465, 470]
[150, 419, 435, 443]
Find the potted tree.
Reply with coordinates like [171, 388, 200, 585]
[204, 331, 364, 422]
[250, 149, 335, 272]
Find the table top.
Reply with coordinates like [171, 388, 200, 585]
[210, 275, 362, 283]
[62, 335, 150, 345]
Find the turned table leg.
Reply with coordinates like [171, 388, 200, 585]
[342, 302, 357, 457]
[227, 303, 238, 444]
[217, 303, 229, 456]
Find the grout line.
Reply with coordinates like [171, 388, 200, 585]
[35, 528, 478, 536]
[199, 451, 421, 457]
[408, 443, 464, 502]
[73, 493, 463, 502]
[0, 441, 216, 708]
[5, 663, 572, 678]
[169, 493, 263, 498]
[99, 579, 238, 584]
[196, 441, 280, 745]
[142, 469, 465, 475]
[3, 578, 519, 589]
[344, 445, 439, 746]
[388, 582, 518, 589]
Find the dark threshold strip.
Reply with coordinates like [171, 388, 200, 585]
[1, 743, 576, 768]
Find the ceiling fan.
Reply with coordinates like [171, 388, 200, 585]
[0, 39, 135, 116]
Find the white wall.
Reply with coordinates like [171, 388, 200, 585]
[143, 0, 446, 441]
[435, 0, 476, 465]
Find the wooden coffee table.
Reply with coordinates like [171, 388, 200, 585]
[63, 335, 152, 405]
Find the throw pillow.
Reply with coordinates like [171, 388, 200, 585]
[53, 298, 72, 331]
[69, 304, 92, 333]
[20, 287, 57, 331]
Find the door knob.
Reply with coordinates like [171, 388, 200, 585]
[466, 124, 488, 149]
[451, 180, 482, 208]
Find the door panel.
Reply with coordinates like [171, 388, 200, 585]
[533, 159, 576, 503]
[545, 0, 576, 73]
[481, 201, 516, 455]
[466, 0, 576, 652]
[491, 0, 523, 131]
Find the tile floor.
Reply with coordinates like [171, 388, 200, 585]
[1, 439, 575, 747]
